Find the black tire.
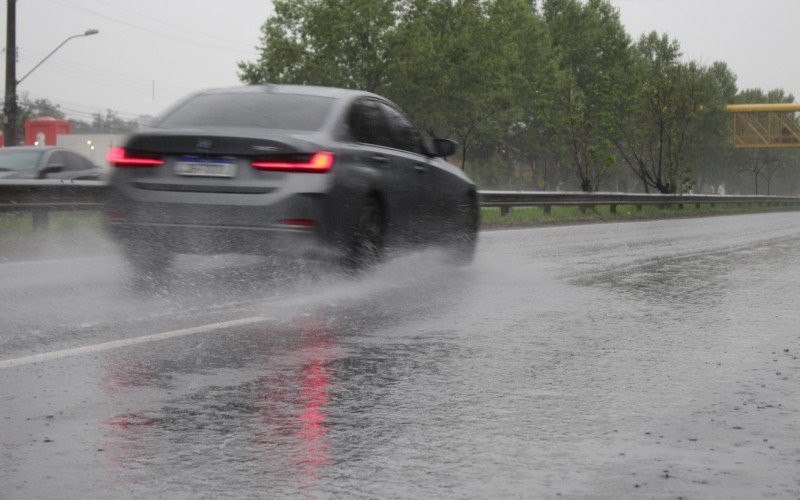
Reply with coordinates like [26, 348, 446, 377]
[449, 195, 479, 265]
[345, 198, 383, 272]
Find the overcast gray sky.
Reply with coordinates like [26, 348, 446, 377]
[3, 0, 272, 121]
[607, 0, 800, 99]
[2, 0, 798, 122]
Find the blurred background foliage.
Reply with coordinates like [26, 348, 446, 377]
[11, 0, 796, 195]
[239, 0, 800, 195]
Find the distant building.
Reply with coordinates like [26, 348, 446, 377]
[25, 117, 72, 146]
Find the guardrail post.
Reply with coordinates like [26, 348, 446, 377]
[610, 204, 617, 214]
[32, 208, 49, 231]
[543, 205, 551, 214]
[500, 206, 511, 216]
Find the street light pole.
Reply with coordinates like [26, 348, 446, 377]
[2, 19, 99, 146]
[3, 0, 17, 146]
[17, 30, 99, 84]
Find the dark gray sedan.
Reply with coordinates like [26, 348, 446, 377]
[0, 146, 103, 181]
[105, 84, 478, 273]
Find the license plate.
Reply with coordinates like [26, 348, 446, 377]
[174, 158, 237, 178]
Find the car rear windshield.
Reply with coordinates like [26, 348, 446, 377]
[155, 92, 335, 131]
[0, 150, 43, 171]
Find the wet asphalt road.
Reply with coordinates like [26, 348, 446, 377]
[1, 212, 800, 498]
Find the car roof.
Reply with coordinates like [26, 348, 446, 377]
[198, 84, 375, 100]
[0, 146, 65, 152]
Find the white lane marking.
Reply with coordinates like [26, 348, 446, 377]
[0, 255, 114, 268]
[0, 316, 271, 370]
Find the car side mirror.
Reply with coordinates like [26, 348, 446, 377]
[38, 164, 65, 178]
[431, 138, 457, 158]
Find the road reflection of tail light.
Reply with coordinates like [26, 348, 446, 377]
[107, 147, 165, 167]
[281, 219, 317, 227]
[106, 413, 157, 429]
[251, 151, 334, 173]
[107, 210, 126, 221]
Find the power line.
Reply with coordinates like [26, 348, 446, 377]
[20, 60, 188, 102]
[18, 48, 195, 96]
[22, 93, 145, 120]
[42, 0, 260, 57]
[14, 47, 196, 107]
[86, 0, 259, 52]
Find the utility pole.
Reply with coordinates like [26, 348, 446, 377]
[3, 0, 17, 146]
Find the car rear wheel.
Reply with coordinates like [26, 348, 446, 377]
[345, 198, 383, 271]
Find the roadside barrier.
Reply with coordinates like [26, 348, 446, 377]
[1, 180, 799, 230]
[479, 190, 800, 216]
[0, 180, 109, 230]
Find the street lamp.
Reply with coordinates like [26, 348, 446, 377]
[3, 24, 99, 146]
[17, 30, 99, 84]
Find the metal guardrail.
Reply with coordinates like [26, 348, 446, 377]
[1, 181, 799, 230]
[480, 190, 800, 215]
[0, 179, 110, 230]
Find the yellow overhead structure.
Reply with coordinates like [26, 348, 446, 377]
[727, 103, 800, 148]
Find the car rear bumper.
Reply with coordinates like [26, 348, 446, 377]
[103, 185, 350, 259]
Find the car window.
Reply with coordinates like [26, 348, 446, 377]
[347, 99, 394, 148]
[156, 92, 334, 131]
[0, 150, 43, 171]
[378, 102, 423, 154]
[64, 152, 91, 171]
[46, 151, 66, 167]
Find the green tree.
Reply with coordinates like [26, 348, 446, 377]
[612, 33, 720, 194]
[542, 0, 630, 191]
[88, 110, 139, 134]
[235, 1, 798, 193]
[682, 61, 738, 193]
[390, 0, 556, 171]
[240, 0, 559, 174]
[238, 0, 399, 92]
[18, 94, 66, 121]
[0, 94, 66, 143]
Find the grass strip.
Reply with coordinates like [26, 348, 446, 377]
[0, 211, 103, 234]
[480, 203, 800, 229]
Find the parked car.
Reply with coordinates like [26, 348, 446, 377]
[105, 84, 479, 273]
[0, 146, 103, 181]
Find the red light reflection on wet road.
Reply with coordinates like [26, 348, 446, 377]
[98, 314, 337, 492]
[295, 348, 332, 475]
[253, 317, 335, 491]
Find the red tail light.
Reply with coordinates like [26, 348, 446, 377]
[251, 151, 334, 173]
[107, 147, 164, 167]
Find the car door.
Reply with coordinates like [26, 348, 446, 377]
[375, 101, 437, 241]
[39, 150, 68, 179]
[346, 98, 424, 245]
